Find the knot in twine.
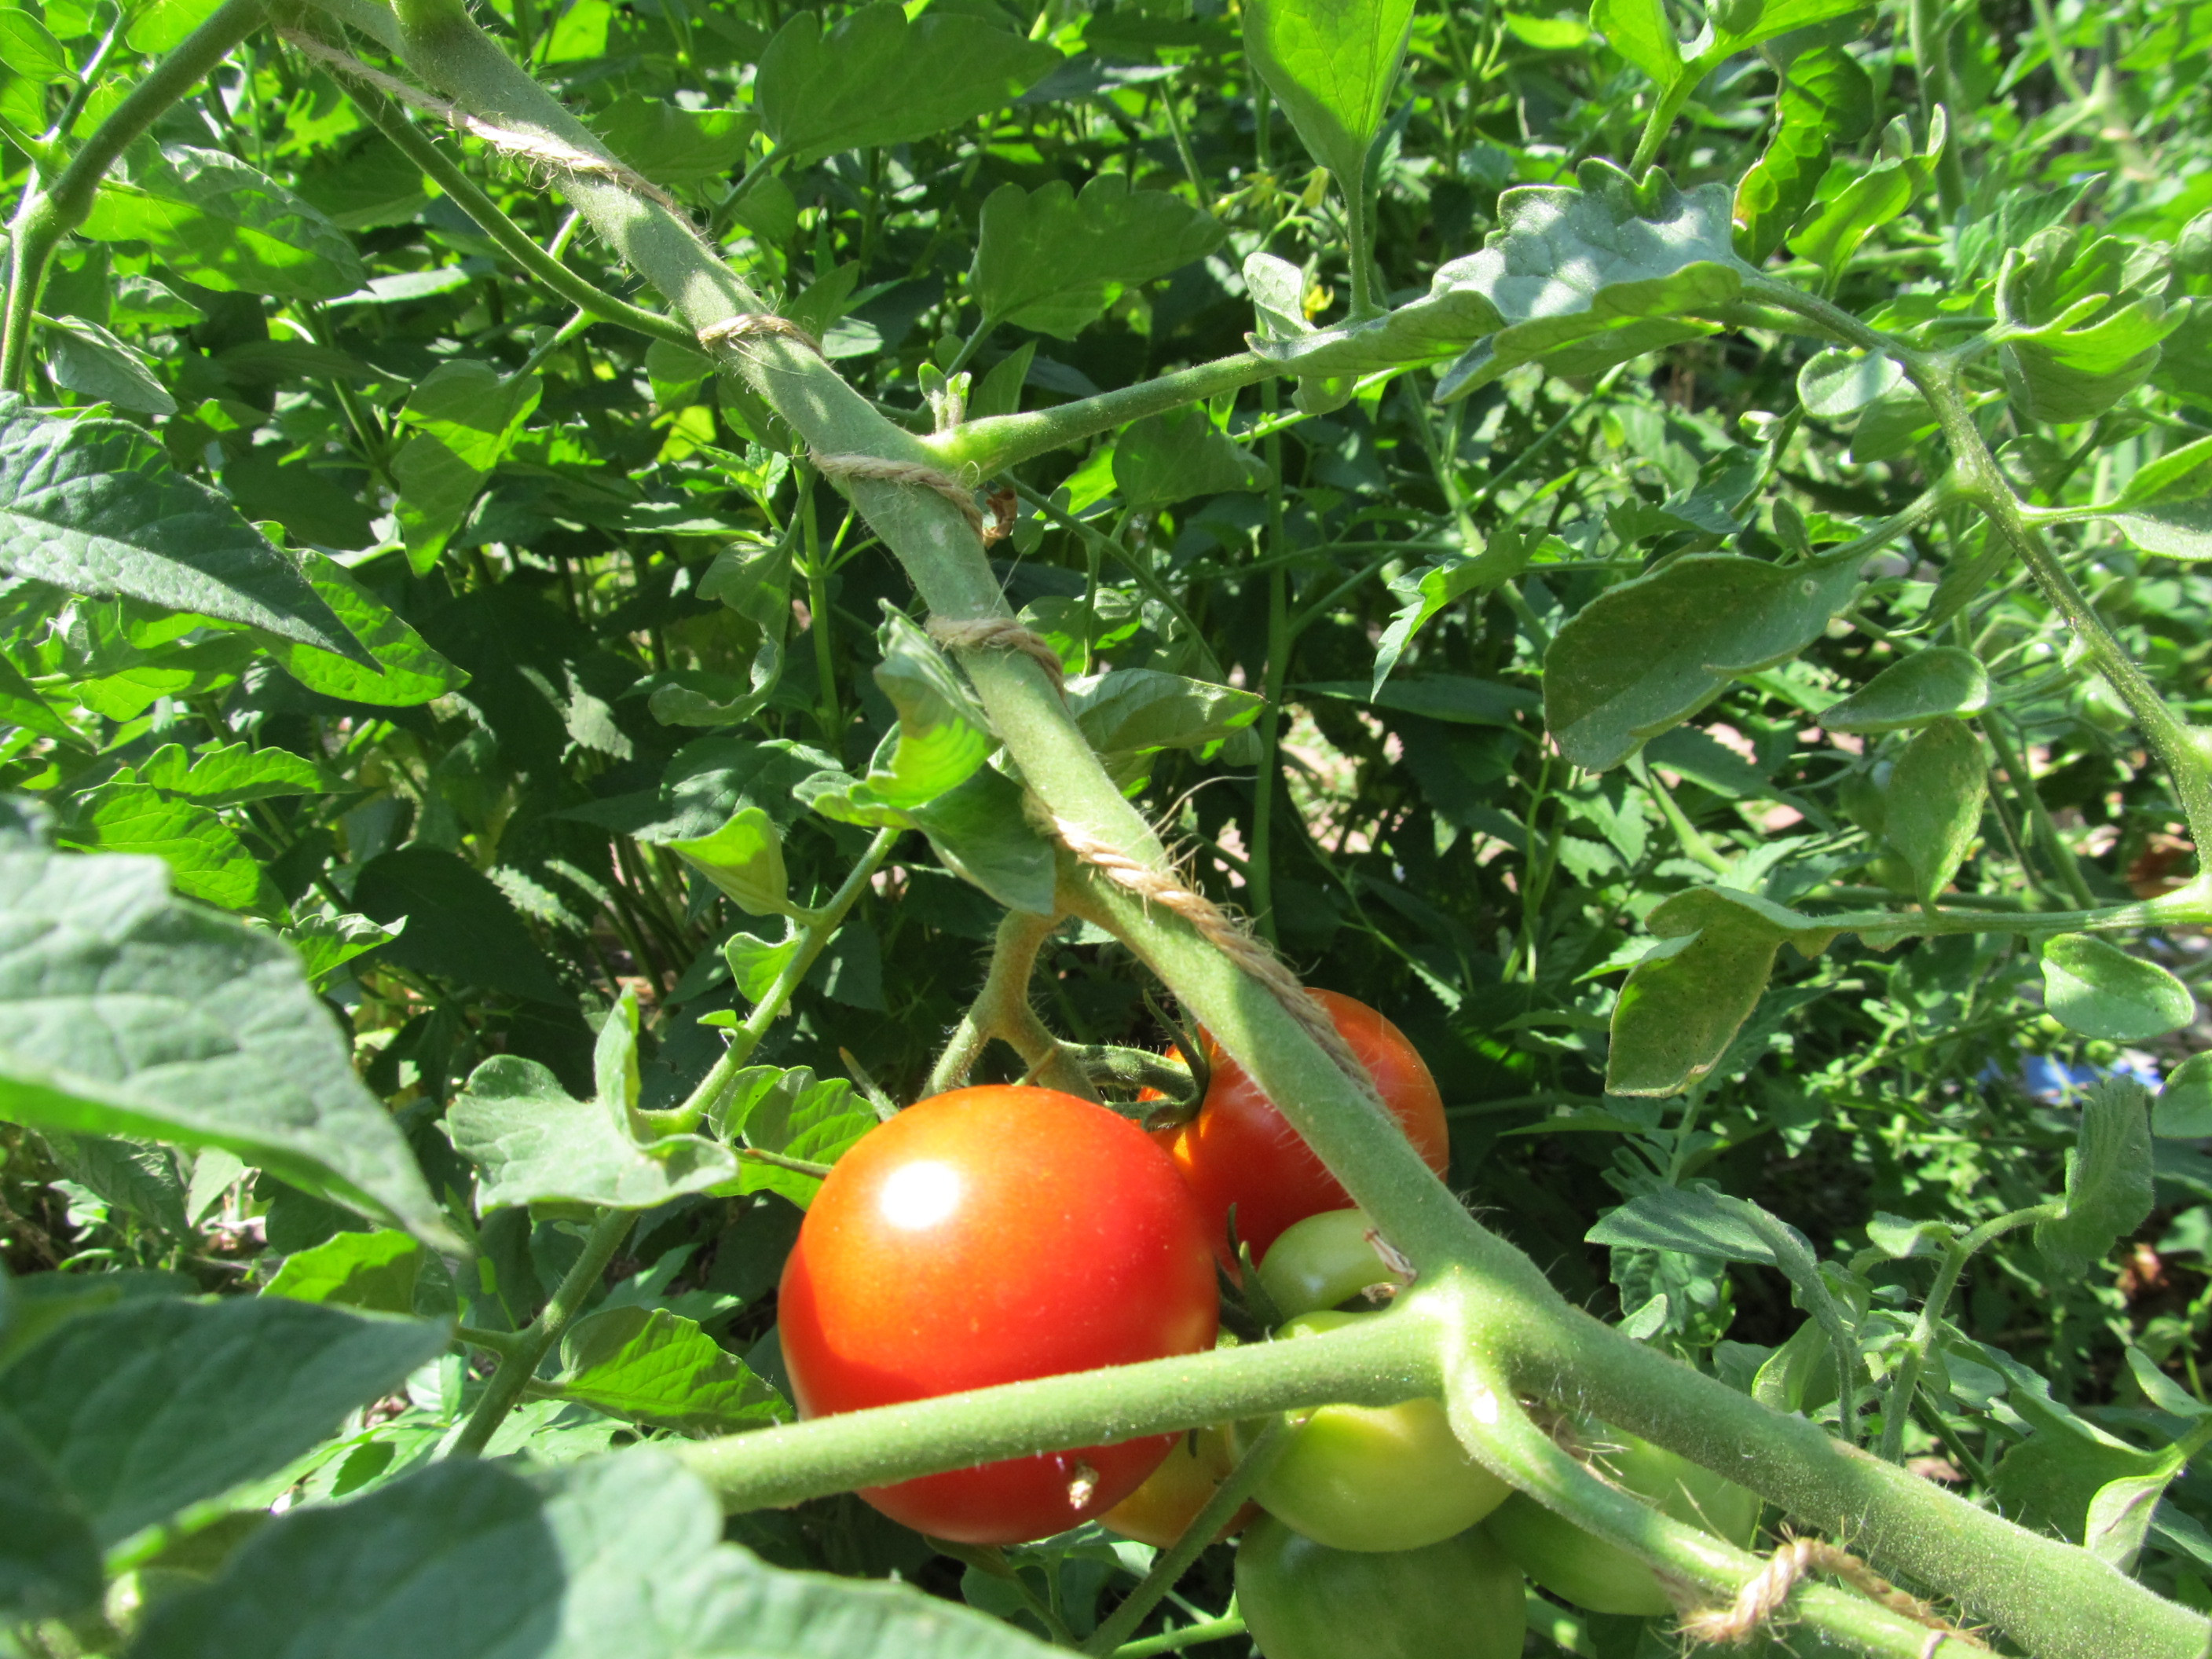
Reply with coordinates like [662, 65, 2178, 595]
[925, 617, 1067, 695]
[809, 449, 985, 544]
[1041, 810, 1379, 1099]
[696, 313, 824, 358]
[1680, 1537, 1985, 1654]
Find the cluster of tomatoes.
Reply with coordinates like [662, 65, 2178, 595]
[775, 991, 1758, 1657]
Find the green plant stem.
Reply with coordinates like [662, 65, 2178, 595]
[1436, 1357, 1973, 1659]
[1631, 756, 1731, 875]
[646, 826, 900, 1136]
[1907, 0, 1969, 217]
[927, 353, 1276, 476]
[1981, 712, 2097, 909]
[1248, 379, 1291, 947]
[2, 0, 269, 391]
[1628, 59, 1709, 178]
[1008, 478, 1220, 676]
[446, 1206, 634, 1459]
[1738, 1206, 1863, 1449]
[1877, 1203, 2059, 1464]
[1081, 1420, 1287, 1655]
[332, 75, 697, 350]
[798, 468, 845, 757]
[925, 907, 1096, 1099]
[1110, 1613, 1245, 1658]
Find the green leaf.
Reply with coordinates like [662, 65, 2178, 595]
[588, 103, 756, 185]
[1111, 408, 1269, 506]
[2035, 1076, 2155, 1276]
[0, 647, 79, 746]
[39, 1132, 190, 1237]
[753, 1, 1060, 167]
[2155, 1052, 2212, 1139]
[0, 1412, 101, 1621]
[134, 1449, 1062, 1659]
[447, 1055, 738, 1211]
[1067, 667, 1266, 792]
[0, 5, 65, 78]
[1998, 226, 2185, 424]
[390, 362, 541, 572]
[972, 176, 1225, 339]
[0, 807, 456, 1247]
[1789, 111, 1946, 279]
[54, 779, 265, 911]
[862, 610, 992, 813]
[1544, 552, 1862, 769]
[276, 911, 403, 990]
[0, 1269, 192, 1372]
[555, 1306, 787, 1431]
[909, 764, 1058, 916]
[1819, 648, 1989, 732]
[123, 0, 224, 52]
[594, 985, 641, 1119]
[1587, 1185, 1786, 1265]
[0, 1297, 444, 1544]
[2084, 1468, 2176, 1573]
[351, 845, 572, 1006]
[2041, 934, 2197, 1041]
[1591, 0, 1682, 88]
[1796, 346, 1901, 418]
[1370, 535, 1537, 692]
[719, 926, 804, 1005]
[263, 1230, 426, 1316]
[664, 805, 791, 918]
[712, 1064, 875, 1209]
[81, 141, 364, 300]
[263, 546, 471, 707]
[0, 395, 371, 664]
[1734, 46, 1873, 265]
[38, 313, 176, 418]
[1240, 0, 1417, 191]
[140, 739, 324, 805]
[2105, 503, 2212, 561]
[1881, 716, 1986, 906]
[1607, 888, 1839, 1096]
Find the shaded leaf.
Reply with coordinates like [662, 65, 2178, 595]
[2154, 1052, 2212, 1140]
[1111, 408, 1268, 505]
[1881, 717, 1986, 906]
[1998, 226, 2185, 425]
[1545, 552, 1862, 769]
[0, 1412, 101, 1621]
[972, 176, 1225, 339]
[754, 2, 1060, 166]
[1819, 648, 1989, 733]
[38, 314, 176, 418]
[555, 1306, 786, 1431]
[352, 845, 571, 1007]
[2034, 1077, 2155, 1278]
[910, 765, 1058, 916]
[589, 103, 756, 185]
[1796, 347, 1901, 418]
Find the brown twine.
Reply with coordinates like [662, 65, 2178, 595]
[809, 449, 986, 541]
[1679, 1538, 1987, 1651]
[925, 617, 1067, 695]
[279, 30, 692, 223]
[696, 313, 824, 358]
[1042, 809, 1380, 1098]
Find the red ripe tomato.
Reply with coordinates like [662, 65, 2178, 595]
[1154, 991, 1447, 1269]
[776, 1085, 1219, 1545]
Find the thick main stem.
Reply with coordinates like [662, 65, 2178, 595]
[2, 0, 269, 389]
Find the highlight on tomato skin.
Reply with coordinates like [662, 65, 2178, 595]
[774, 1083, 1220, 1545]
[1152, 990, 1448, 1270]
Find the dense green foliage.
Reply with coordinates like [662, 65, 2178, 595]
[6, 0, 2212, 1650]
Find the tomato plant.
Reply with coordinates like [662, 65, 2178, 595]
[1236, 1513, 1528, 1659]
[1257, 1207, 1401, 1317]
[1097, 1423, 1254, 1548]
[1156, 992, 1447, 1266]
[777, 1085, 1218, 1543]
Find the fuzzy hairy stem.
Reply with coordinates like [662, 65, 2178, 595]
[924, 352, 1276, 476]
[925, 907, 1096, 1100]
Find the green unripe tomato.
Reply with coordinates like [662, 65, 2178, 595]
[1258, 1207, 1397, 1318]
[1245, 1312, 1511, 1551]
[1487, 1430, 1760, 1616]
[1485, 1493, 1672, 1616]
[1236, 1513, 1527, 1659]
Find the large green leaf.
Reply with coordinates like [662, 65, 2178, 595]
[139, 740, 324, 806]
[1606, 888, 1840, 1096]
[0, 396, 370, 664]
[0, 1297, 444, 1544]
[390, 362, 542, 573]
[262, 1230, 427, 1316]
[1544, 552, 1862, 769]
[134, 1450, 1060, 1659]
[753, 2, 1060, 166]
[0, 804, 456, 1247]
[0, 1412, 100, 1621]
[1240, 0, 1416, 192]
[446, 1056, 738, 1211]
[351, 845, 571, 1006]
[56, 780, 266, 912]
[555, 1307, 787, 1431]
[2040, 935, 2196, 1041]
[971, 176, 1225, 339]
[80, 141, 364, 300]
[262, 548, 471, 708]
[1734, 46, 1873, 264]
[2034, 1077, 2155, 1276]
